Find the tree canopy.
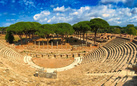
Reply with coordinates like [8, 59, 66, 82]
[6, 22, 41, 44]
[127, 27, 137, 35]
[36, 24, 55, 38]
[127, 24, 134, 28]
[113, 28, 121, 34]
[55, 23, 74, 35]
[89, 18, 109, 44]
[90, 18, 109, 32]
[73, 21, 91, 42]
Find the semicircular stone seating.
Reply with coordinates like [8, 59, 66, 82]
[79, 38, 137, 86]
[0, 40, 33, 76]
[0, 43, 23, 64]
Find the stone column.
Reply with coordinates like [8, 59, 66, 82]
[65, 43, 67, 48]
[43, 41, 44, 49]
[47, 41, 48, 49]
[39, 41, 40, 48]
[51, 42, 53, 49]
[61, 43, 62, 49]
[57, 41, 58, 49]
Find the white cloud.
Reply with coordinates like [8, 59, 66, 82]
[53, 6, 71, 12]
[33, 11, 50, 21]
[47, 19, 51, 23]
[6, 19, 15, 22]
[3, 23, 13, 27]
[33, 5, 137, 26]
[101, 0, 127, 4]
[117, 21, 121, 24]
[102, 14, 110, 17]
[70, 12, 79, 15]
[131, 8, 137, 14]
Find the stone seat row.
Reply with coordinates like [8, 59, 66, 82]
[81, 47, 107, 64]
[79, 38, 136, 74]
[102, 75, 132, 86]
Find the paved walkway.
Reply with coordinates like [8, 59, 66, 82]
[24, 56, 82, 73]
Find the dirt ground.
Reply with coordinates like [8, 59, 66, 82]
[32, 58, 74, 68]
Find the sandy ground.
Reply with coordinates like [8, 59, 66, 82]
[32, 58, 74, 68]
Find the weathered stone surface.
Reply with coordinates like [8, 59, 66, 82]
[34, 71, 57, 79]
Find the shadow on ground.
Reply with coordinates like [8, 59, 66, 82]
[123, 76, 137, 86]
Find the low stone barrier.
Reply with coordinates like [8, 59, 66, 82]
[24, 56, 83, 73]
[26, 52, 86, 59]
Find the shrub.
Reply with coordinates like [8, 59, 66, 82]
[5, 32, 14, 44]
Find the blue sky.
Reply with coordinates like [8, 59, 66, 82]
[1, 0, 137, 27]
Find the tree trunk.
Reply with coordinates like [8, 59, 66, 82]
[32, 33, 34, 39]
[18, 35, 22, 45]
[47, 38, 49, 49]
[78, 32, 79, 38]
[83, 33, 85, 43]
[80, 32, 81, 40]
[47, 35, 50, 49]
[94, 31, 97, 45]
[61, 35, 64, 44]
[86, 33, 87, 42]
[29, 33, 31, 41]
[25, 34, 27, 44]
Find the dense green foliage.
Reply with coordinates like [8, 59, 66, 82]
[6, 22, 41, 44]
[89, 18, 109, 44]
[36, 24, 55, 38]
[55, 23, 74, 43]
[55, 23, 74, 35]
[5, 32, 14, 44]
[6, 22, 74, 44]
[127, 27, 137, 35]
[113, 28, 121, 34]
[98, 26, 121, 33]
[127, 24, 134, 28]
[0, 27, 7, 34]
[73, 21, 91, 42]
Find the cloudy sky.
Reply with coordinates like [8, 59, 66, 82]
[1, 0, 137, 27]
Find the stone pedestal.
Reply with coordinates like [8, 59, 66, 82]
[67, 54, 72, 58]
[48, 54, 54, 58]
[36, 54, 41, 57]
[54, 54, 60, 58]
[61, 54, 66, 58]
